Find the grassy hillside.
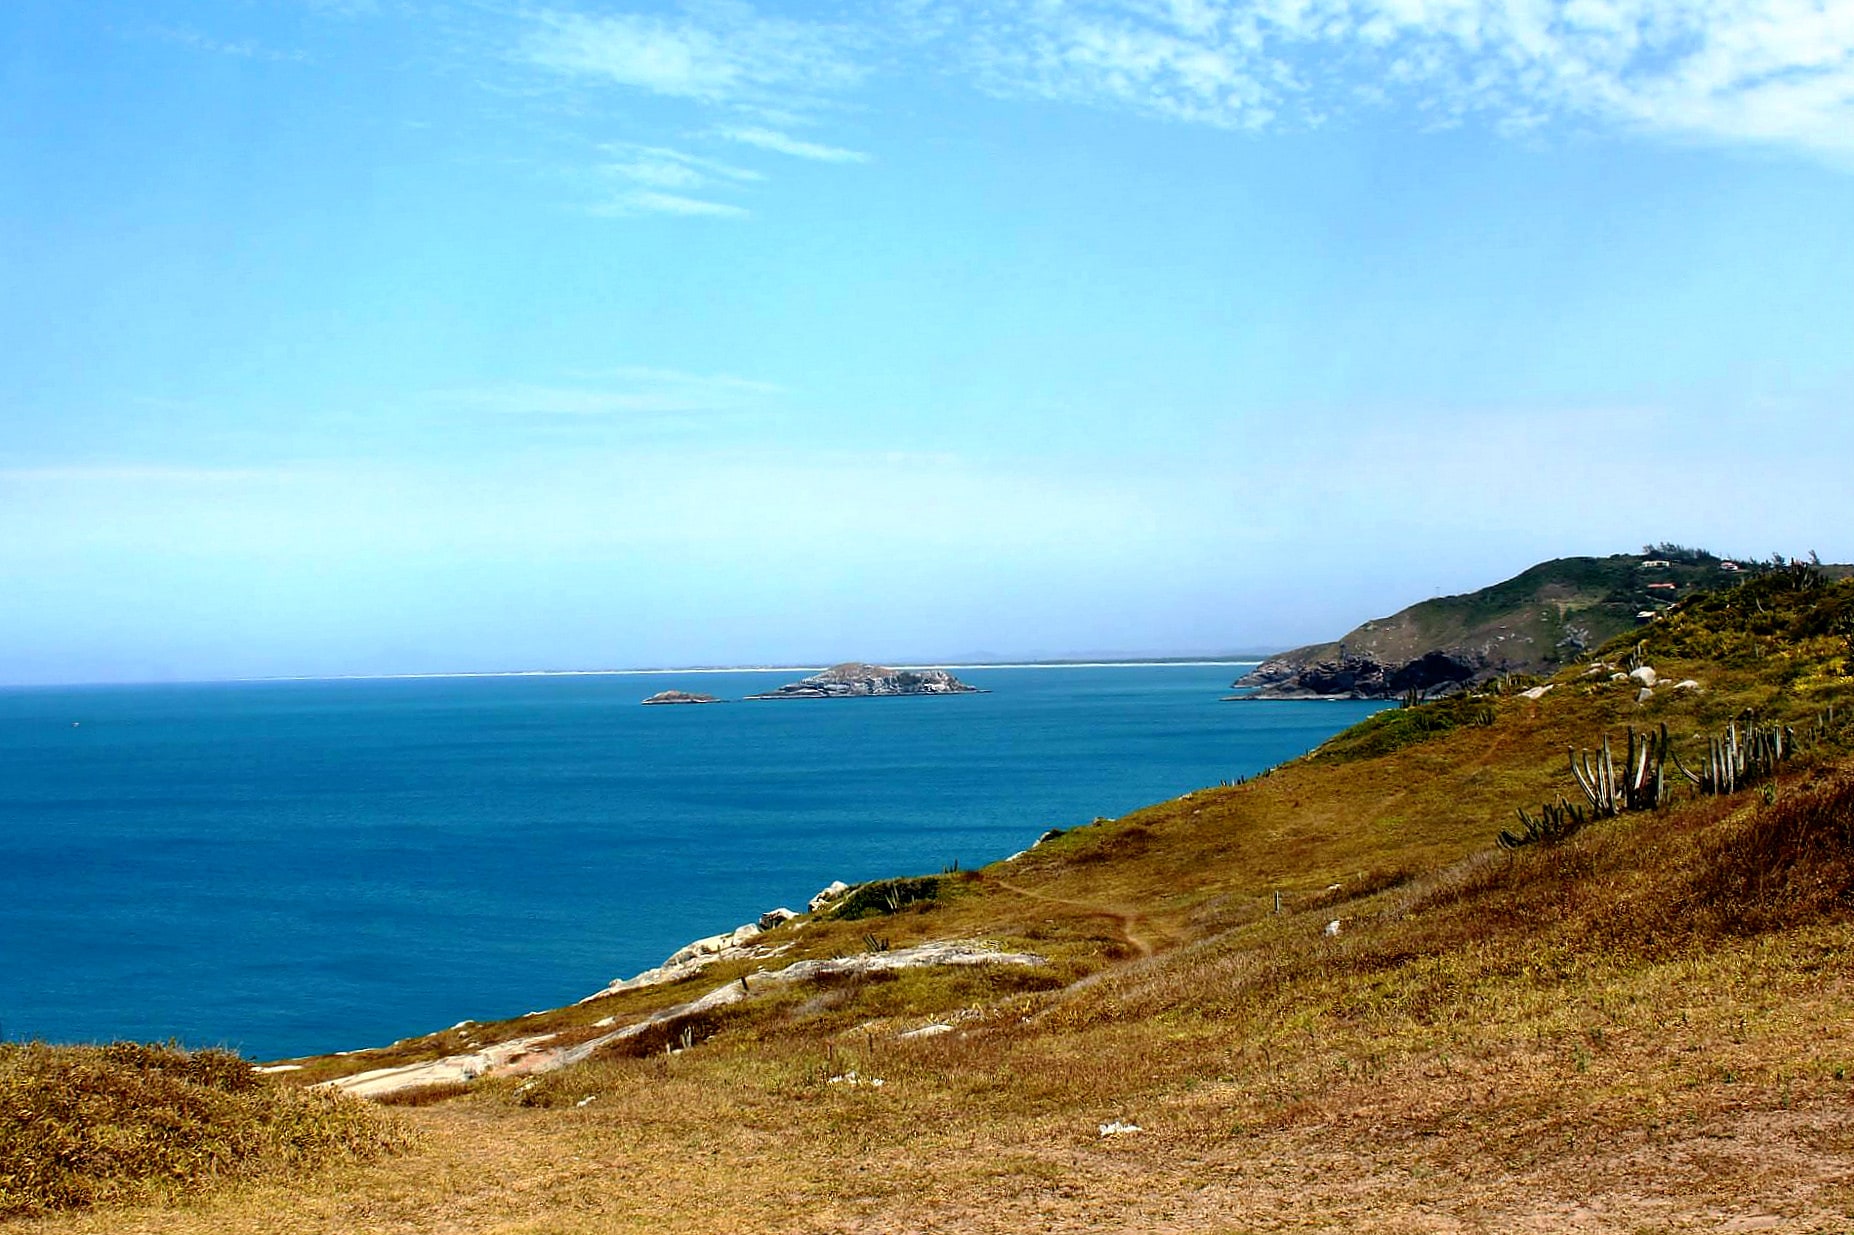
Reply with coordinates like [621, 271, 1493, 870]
[15, 567, 1854, 1233]
[1241, 548, 1836, 696]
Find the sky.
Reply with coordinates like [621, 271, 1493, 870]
[2, 0, 1851, 684]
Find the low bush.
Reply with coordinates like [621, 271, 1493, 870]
[828, 876, 942, 920]
[0, 1041, 410, 1217]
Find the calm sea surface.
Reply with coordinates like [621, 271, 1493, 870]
[0, 667, 1384, 1060]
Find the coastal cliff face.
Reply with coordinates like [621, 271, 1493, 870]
[1235, 552, 1772, 700]
[745, 662, 981, 700]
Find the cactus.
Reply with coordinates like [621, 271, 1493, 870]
[1671, 710, 1809, 796]
[1569, 734, 1621, 817]
[1499, 796, 1588, 849]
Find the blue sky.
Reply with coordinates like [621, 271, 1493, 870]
[3, 0, 1851, 683]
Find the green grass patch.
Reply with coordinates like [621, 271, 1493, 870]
[827, 876, 943, 920]
[1313, 694, 1497, 764]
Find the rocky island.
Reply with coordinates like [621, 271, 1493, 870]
[641, 690, 722, 705]
[744, 662, 983, 700]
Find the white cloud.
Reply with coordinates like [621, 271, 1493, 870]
[520, 6, 864, 105]
[926, 0, 1854, 156]
[718, 125, 872, 161]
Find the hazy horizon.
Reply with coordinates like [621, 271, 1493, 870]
[5, 1, 1851, 686]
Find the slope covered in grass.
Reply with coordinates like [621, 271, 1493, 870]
[17, 569, 1854, 1233]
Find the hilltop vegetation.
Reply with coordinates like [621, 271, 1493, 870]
[1237, 547, 1844, 699]
[15, 563, 1854, 1233]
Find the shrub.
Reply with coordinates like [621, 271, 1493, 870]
[0, 1041, 409, 1217]
[827, 876, 942, 920]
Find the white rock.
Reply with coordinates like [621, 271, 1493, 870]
[1520, 684, 1554, 700]
[808, 880, 852, 912]
[1609, 672, 1629, 682]
[1098, 1121, 1143, 1137]
[1676, 679, 1702, 691]
[1637, 687, 1654, 703]
[1324, 919, 1342, 936]
[759, 907, 798, 930]
[899, 1023, 954, 1039]
[1630, 666, 1658, 687]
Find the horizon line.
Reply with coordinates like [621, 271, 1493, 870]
[2, 657, 1275, 690]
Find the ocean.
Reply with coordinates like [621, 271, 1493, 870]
[0, 665, 1384, 1060]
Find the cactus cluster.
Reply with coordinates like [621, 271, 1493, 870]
[1498, 796, 1588, 849]
[1501, 724, 1671, 848]
[1667, 708, 1837, 795]
[1569, 725, 1672, 817]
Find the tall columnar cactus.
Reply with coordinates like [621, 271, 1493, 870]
[1571, 725, 1671, 816]
[1671, 710, 1807, 795]
[1570, 734, 1621, 817]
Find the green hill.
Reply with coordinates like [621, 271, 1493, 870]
[1235, 547, 1836, 699]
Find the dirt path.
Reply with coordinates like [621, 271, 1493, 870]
[989, 877, 1156, 959]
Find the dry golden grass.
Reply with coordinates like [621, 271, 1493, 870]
[15, 575, 1854, 1233]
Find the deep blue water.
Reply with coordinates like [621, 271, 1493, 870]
[0, 667, 1383, 1060]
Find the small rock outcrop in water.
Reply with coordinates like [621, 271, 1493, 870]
[744, 663, 982, 700]
[641, 690, 722, 705]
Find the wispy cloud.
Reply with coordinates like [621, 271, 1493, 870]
[517, 5, 873, 219]
[925, 0, 1854, 157]
[520, 5, 864, 105]
[591, 142, 760, 216]
[595, 190, 752, 217]
[717, 125, 871, 162]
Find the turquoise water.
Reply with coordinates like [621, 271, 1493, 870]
[0, 667, 1384, 1060]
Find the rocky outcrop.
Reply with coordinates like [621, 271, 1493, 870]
[326, 940, 1045, 1100]
[745, 663, 982, 700]
[641, 690, 722, 705]
[1235, 648, 1479, 701]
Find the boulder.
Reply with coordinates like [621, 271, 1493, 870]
[1630, 666, 1658, 687]
[759, 907, 798, 930]
[808, 880, 852, 912]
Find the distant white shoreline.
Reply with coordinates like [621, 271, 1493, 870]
[238, 660, 1264, 683]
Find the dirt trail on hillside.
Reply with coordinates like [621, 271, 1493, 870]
[989, 877, 1156, 959]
